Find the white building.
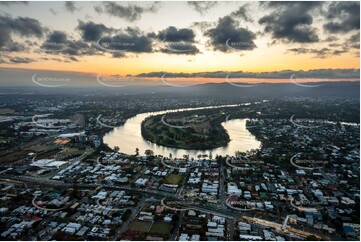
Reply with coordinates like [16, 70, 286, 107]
[227, 183, 242, 196]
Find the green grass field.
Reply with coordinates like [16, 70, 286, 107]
[149, 221, 172, 236]
[129, 221, 153, 233]
[164, 173, 181, 185]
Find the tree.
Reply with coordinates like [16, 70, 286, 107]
[305, 235, 319, 241]
[122, 209, 132, 221]
[145, 149, 154, 156]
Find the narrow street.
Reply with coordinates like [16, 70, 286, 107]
[169, 210, 185, 241]
[111, 196, 146, 240]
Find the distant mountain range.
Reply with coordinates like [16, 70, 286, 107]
[1, 80, 359, 99]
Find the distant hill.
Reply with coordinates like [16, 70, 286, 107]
[1, 80, 359, 99]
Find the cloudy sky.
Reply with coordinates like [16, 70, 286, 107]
[0, 1, 359, 85]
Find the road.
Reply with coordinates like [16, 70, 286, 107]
[0, 173, 327, 240]
[226, 218, 235, 240]
[170, 210, 185, 241]
[242, 215, 327, 240]
[111, 196, 146, 240]
[219, 163, 227, 208]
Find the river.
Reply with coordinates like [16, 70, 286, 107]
[103, 104, 261, 158]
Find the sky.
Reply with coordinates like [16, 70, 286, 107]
[0, 1, 359, 86]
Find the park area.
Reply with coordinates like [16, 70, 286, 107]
[164, 173, 182, 185]
[129, 221, 153, 233]
[149, 221, 173, 236]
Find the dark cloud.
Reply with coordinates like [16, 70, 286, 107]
[287, 47, 348, 58]
[112, 52, 126, 58]
[41, 30, 96, 57]
[145, 32, 156, 39]
[0, 1, 27, 6]
[98, 2, 160, 22]
[64, 1, 79, 13]
[158, 26, 195, 42]
[0, 15, 44, 38]
[94, 5, 103, 14]
[47, 31, 68, 44]
[97, 33, 153, 53]
[42, 28, 153, 58]
[332, 49, 348, 55]
[1, 41, 27, 52]
[136, 69, 360, 79]
[124, 27, 142, 36]
[328, 43, 342, 48]
[323, 36, 339, 42]
[263, 1, 322, 8]
[160, 42, 200, 55]
[41, 31, 68, 51]
[205, 16, 256, 52]
[349, 33, 360, 43]
[191, 21, 213, 32]
[345, 32, 360, 49]
[0, 15, 45, 53]
[63, 40, 93, 56]
[324, 2, 360, 33]
[230, 5, 252, 22]
[0, 27, 12, 48]
[68, 56, 79, 62]
[259, 2, 321, 43]
[40, 57, 66, 62]
[9, 57, 34, 63]
[76, 21, 112, 42]
[187, 1, 217, 15]
[327, 32, 361, 53]
[287, 47, 329, 58]
[156, 26, 199, 55]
